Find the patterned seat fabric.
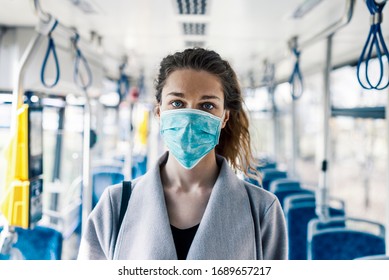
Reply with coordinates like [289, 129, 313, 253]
[275, 189, 313, 209]
[311, 231, 385, 260]
[287, 205, 345, 260]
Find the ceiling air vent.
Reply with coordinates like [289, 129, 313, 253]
[175, 0, 208, 15]
[182, 23, 207, 35]
[185, 41, 205, 48]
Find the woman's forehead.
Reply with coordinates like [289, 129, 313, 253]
[162, 69, 224, 98]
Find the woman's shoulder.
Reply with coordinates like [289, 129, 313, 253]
[102, 176, 142, 202]
[241, 179, 279, 212]
[104, 183, 122, 199]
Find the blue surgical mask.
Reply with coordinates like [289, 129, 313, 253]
[160, 108, 224, 169]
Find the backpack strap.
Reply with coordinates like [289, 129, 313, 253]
[117, 181, 132, 235]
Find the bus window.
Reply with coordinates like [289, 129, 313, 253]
[0, 97, 11, 199]
[245, 87, 274, 159]
[329, 63, 387, 225]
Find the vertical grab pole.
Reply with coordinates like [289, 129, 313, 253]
[291, 97, 298, 177]
[386, 86, 389, 254]
[71, 31, 94, 232]
[316, 34, 333, 220]
[8, 33, 44, 189]
[128, 103, 133, 180]
[10, 33, 44, 135]
[270, 88, 279, 162]
[123, 103, 133, 181]
[81, 95, 92, 232]
[0, 33, 44, 255]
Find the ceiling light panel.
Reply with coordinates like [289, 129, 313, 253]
[175, 0, 209, 15]
[182, 22, 207, 35]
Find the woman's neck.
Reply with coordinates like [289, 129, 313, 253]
[161, 151, 220, 191]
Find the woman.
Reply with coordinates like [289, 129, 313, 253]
[77, 48, 287, 260]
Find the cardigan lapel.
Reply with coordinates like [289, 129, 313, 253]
[114, 152, 256, 260]
[187, 155, 256, 259]
[114, 153, 177, 259]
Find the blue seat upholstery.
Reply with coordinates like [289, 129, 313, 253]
[0, 226, 62, 260]
[258, 161, 277, 170]
[269, 178, 301, 192]
[92, 166, 124, 208]
[284, 193, 316, 208]
[285, 198, 345, 260]
[254, 156, 277, 170]
[275, 189, 314, 209]
[244, 158, 277, 186]
[308, 217, 386, 260]
[269, 179, 314, 208]
[260, 169, 287, 190]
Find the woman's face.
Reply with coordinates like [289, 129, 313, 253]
[158, 69, 229, 127]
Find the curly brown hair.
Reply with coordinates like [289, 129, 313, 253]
[155, 48, 259, 180]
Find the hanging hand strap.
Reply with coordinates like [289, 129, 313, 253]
[357, 0, 389, 90]
[72, 33, 93, 91]
[40, 19, 60, 88]
[117, 62, 129, 100]
[289, 38, 304, 100]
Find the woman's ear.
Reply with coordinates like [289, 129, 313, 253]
[222, 110, 230, 128]
[155, 104, 161, 120]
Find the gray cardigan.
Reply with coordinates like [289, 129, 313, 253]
[77, 153, 288, 260]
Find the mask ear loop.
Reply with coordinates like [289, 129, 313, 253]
[220, 109, 228, 128]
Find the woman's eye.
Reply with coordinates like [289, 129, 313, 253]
[171, 100, 183, 108]
[202, 103, 215, 110]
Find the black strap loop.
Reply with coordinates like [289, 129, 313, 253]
[118, 181, 132, 235]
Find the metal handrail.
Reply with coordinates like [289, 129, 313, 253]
[32, 0, 77, 40]
[300, 0, 355, 49]
[272, 0, 356, 66]
[32, 0, 50, 22]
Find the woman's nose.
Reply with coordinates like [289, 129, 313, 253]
[186, 102, 196, 109]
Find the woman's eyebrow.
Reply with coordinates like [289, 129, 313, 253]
[166, 92, 185, 97]
[200, 95, 221, 100]
[166, 92, 221, 101]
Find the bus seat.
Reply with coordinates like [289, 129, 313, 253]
[260, 169, 287, 191]
[269, 178, 301, 192]
[0, 226, 62, 260]
[307, 217, 385, 260]
[276, 190, 315, 209]
[269, 179, 314, 208]
[257, 161, 277, 170]
[284, 193, 316, 208]
[285, 199, 345, 260]
[284, 194, 346, 215]
[92, 166, 124, 208]
[243, 159, 277, 186]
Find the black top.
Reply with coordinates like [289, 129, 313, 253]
[170, 224, 200, 260]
